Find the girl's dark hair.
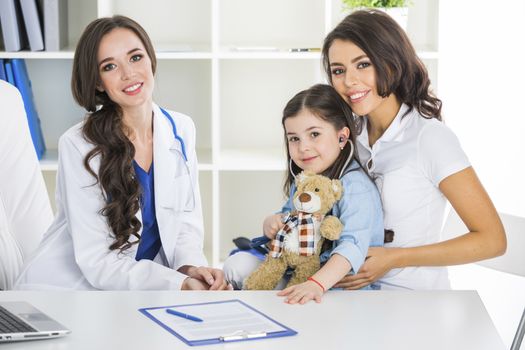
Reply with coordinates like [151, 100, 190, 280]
[71, 15, 157, 253]
[322, 9, 442, 122]
[282, 84, 362, 195]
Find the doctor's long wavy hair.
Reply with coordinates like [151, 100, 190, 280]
[322, 9, 442, 127]
[71, 16, 157, 253]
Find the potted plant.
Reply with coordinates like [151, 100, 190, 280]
[341, 0, 410, 31]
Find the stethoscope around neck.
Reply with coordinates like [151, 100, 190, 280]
[159, 107, 188, 162]
[105, 107, 194, 210]
[159, 106, 196, 211]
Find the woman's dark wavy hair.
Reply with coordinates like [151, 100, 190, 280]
[71, 15, 157, 253]
[322, 9, 442, 124]
[282, 84, 363, 195]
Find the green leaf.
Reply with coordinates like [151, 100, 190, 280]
[341, 0, 408, 10]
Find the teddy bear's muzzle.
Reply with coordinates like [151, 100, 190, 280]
[299, 193, 311, 203]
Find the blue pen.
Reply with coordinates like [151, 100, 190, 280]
[166, 308, 203, 322]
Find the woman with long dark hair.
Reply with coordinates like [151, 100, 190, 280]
[15, 16, 228, 290]
[323, 9, 506, 290]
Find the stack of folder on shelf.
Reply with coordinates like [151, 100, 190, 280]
[0, 58, 46, 159]
[0, 0, 68, 52]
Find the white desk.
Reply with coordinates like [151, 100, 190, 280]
[0, 290, 505, 350]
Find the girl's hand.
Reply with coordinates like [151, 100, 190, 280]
[185, 266, 232, 290]
[333, 247, 396, 290]
[277, 280, 324, 304]
[263, 214, 285, 239]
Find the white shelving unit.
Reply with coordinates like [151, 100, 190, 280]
[1, 0, 440, 266]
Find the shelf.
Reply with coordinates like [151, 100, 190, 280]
[218, 50, 438, 60]
[105, 0, 212, 51]
[218, 50, 321, 60]
[0, 50, 76, 59]
[39, 150, 59, 171]
[220, 0, 325, 51]
[417, 51, 440, 59]
[219, 171, 286, 261]
[219, 148, 286, 171]
[196, 149, 213, 170]
[4, 0, 440, 268]
[219, 60, 324, 155]
[156, 52, 213, 60]
[199, 171, 213, 263]
[0, 50, 213, 60]
[1, 50, 437, 60]
[39, 148, 213, 172]
[41, 149, 289, 172]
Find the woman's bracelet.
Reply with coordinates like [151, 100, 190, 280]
[307, 276, 326, 292]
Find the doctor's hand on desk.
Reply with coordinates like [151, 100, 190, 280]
[179, 266, 233, 290]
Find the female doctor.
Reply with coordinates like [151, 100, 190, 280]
[15, 16, 229, 290]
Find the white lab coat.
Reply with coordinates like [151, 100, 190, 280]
[0, 80, 53, 290]
[14, 104, 208, 290]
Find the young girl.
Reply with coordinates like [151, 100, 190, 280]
[224, 84, 384, 304]
[323, 10, 506, 290]
[15, 16, 228, 290]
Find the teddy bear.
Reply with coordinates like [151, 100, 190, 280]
[244, 171, 344, 290]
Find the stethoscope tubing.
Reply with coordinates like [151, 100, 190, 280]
[160, 107, 188, 162]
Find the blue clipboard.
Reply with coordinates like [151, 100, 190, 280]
[139, 299, 297, 346]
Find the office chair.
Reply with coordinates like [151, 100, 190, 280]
[0, 80, 53, 290]
[442, 209, 525, 350]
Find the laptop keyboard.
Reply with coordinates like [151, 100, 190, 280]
[0, 306, 37, 334]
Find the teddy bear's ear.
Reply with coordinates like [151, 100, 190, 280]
[332, 179, 343, 200]
[296, 171, 307, 184]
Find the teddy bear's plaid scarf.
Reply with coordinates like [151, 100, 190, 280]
[270, 212, 321, 258]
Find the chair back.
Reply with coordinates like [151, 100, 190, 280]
[442, 210, 525, 277]
[442, 209, 525, 350]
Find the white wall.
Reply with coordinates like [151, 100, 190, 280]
[439, 0, 525, 218]
[439, 2, 525, 348]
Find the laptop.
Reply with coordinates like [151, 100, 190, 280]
[0, 302, 70, 342]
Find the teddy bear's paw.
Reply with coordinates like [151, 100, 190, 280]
[320, 216, 343, 240]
